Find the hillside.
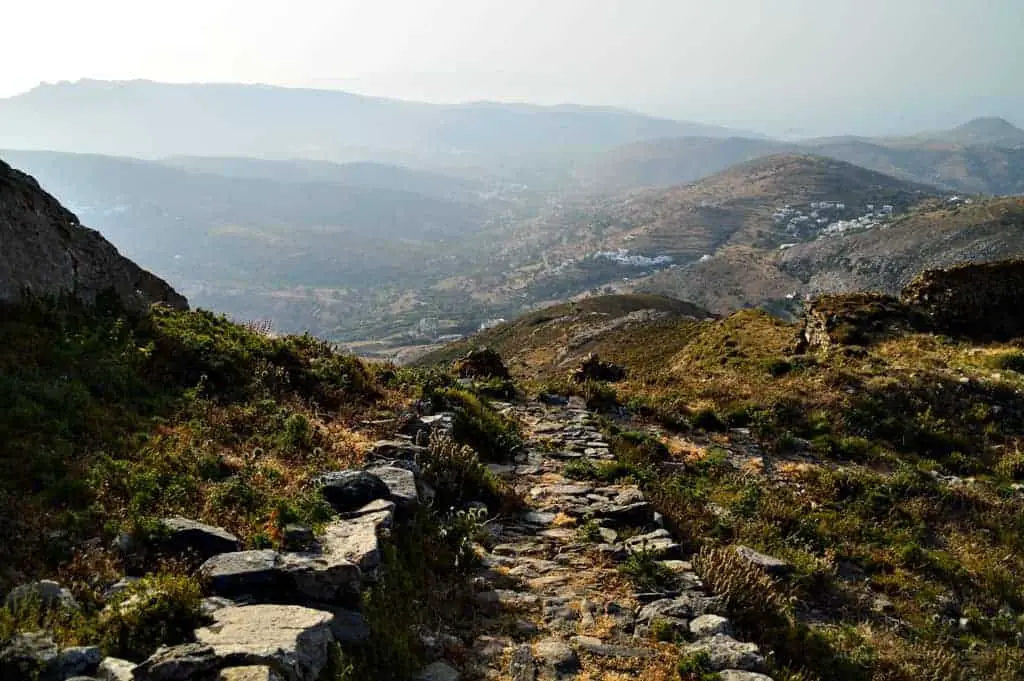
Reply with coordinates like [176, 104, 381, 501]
[0, 79, 753, 163]
[1, 150, 505, 338]
[579, 119, 1024, 196]
[637, 197, 1024, 314]
[415, 267, 1024, 680]
[549, 154, 939, 263]
[415, 294, 713, 374]
[0, 158, 185, 311]
[906, 116, 1024, 149]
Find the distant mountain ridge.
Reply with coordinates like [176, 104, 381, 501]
[0, 79, 755, 162]
[577, 117, 1024, 195]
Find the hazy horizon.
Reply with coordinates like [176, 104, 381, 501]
[3, 0, 1021, 138]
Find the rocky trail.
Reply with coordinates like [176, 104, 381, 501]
[447, 397, 774, 681]
[1, 396, 777, 681]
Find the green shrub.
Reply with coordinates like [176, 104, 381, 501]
[677, 650, 720, 680]
[415, 436, 512, 512]
[563, 460, 598, 480]
[429, 388, 522, 461]
[692, 545, 791, 628]
[619, 546, 676, 591]
[692, 408, 726, 432]
[98, 572, 206, 661]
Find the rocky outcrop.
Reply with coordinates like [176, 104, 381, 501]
[0, 158, 187, 312]
[570, 354, 626, 383]
[451, 347, 510, 380]
[901, 258, 1024, 340]
[797, 293, 926, 351]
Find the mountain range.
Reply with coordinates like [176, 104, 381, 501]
[2, 79, 1023, 346]
[0, 79, 753, 164]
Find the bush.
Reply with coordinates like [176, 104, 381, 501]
[97, 572, 206, 661]
[677, 650, 720, 681]
[428, 388, 522, 461]
[619, 546, 676, 591]
[415, 436, 511, 512]
[692, 545, 791, 628]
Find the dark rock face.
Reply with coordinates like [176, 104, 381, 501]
[451, 347, 510, 380]
[571, 354, 626, 383]
[159, 517, 242, 563]
[902, 258, 1024, 340]
[318, 470, 390, 513]
[797, 293, 926, 351]
[0, 158, 187, 312]
[0, 631, 102, 681]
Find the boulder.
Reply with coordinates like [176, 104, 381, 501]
[0, 631, 58, 680]
[681, 635, 765, 672]
[97, 657, 136, 681]
[318, 470, 390, 513]
[532, 638, 579, 676]
[5, 580, 79, 613]
[200, 550, 283, 598]
[194, 605, 334, 681]
[571, 354, 626, 383]
[689, 614, 734, 638]
[451, 347, 510, 380]
[281, 502, 392, 602]
[131, 643, 221, 681]
[159, 517, 241, 563]
[364, 465, 419, 509]
[624, 529, 683, 559]
[636, 594, 724, 624]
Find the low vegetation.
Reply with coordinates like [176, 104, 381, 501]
[0, 296, 394, 593]
[448, 296, 1024, 681]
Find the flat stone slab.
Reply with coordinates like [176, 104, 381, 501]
[681, 635, 766, 672]
[201, 551, 283, 598]
[160, 517, 241, 561]
[318, 470, 390, 513]
[193, 605, 335, 681]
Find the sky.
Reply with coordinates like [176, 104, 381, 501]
[1, 0, 1021, 136]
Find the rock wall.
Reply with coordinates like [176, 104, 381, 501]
[0, 158, 187, 312]
[901, 258, 1024, 340]
[797, 292, 926, 351]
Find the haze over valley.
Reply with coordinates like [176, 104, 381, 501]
[2, 0, 1022, 356]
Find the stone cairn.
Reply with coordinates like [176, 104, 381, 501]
[2, 398, 776, 681]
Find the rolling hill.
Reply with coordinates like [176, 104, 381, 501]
[554, 154, 940, 262]
[635, 197, 1024, 314]
[578, 117, 1024, 195]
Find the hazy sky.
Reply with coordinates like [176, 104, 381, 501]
[2, 0, 1021, 136]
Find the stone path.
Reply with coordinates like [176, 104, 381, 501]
[452, 397, 774, 681]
